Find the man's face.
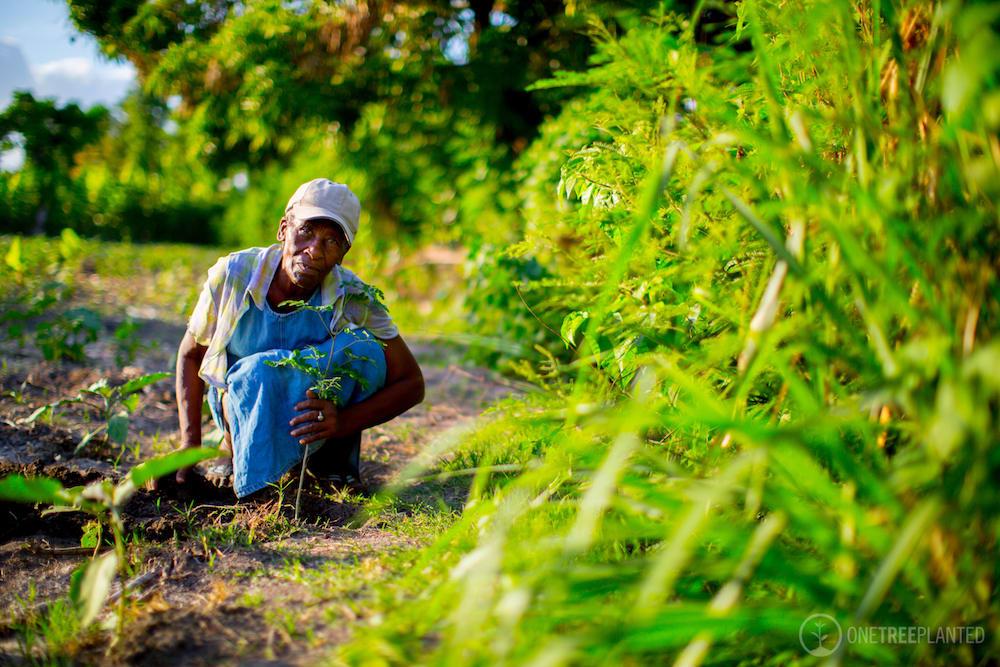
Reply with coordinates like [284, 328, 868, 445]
[278, 216, 349, 290]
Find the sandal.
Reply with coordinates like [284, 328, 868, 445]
[203, 459, 234, 488]
[316, 472, 368, 496]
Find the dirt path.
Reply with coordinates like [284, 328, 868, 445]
[0, 310, 517, 664]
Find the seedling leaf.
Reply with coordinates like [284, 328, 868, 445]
[0, 474, 67, 504]
[119, 371, 171, 397]
[107, 412, 129, 445]
[78, 551, 117, 627]
[127, 447, 222, 488]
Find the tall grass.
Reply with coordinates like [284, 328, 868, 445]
[340, 1, 998, 664]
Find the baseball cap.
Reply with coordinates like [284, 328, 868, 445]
[285, 179, 360, 247]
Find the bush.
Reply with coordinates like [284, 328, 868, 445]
[340, 2, 1000, 664]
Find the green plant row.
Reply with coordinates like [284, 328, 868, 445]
[340, 1, 998, 665]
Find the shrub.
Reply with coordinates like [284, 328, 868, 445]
[341, 2, 999, 664]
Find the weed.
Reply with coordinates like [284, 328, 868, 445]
[264, 607, 301, 645]
[277, 557, 306, 584]
[188, 494, 298, 549]
[337, 3, 999, 664]
[111, 317, 144, 366]
[239, 591, 265, 609]
[1, 378, 29, 405]
[12, 585, 85, 665]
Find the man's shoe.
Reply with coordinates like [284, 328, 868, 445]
[317, 472, 369, 496]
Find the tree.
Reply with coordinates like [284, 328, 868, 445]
[62, 0, 607, 237]
[0, 92, 108, 233]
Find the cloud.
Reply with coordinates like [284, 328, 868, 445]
[30, 56, 136, 108]
[0, 40, 35, 107]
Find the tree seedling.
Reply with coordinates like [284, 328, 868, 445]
[265, 298, 383, 521]
[34, 307, 102, 362]
[0, 447, 222, 639]
[24, 372, 171, 455]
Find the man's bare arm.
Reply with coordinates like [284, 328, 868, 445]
[175, 330, 208, 482]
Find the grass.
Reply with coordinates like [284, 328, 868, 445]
[11, 588, 87, 665]
[325, 1, 999, 665]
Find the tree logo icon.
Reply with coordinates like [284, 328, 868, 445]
[799, 613, 843, 657]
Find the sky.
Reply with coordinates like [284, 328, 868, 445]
[0, 0, 136, 110]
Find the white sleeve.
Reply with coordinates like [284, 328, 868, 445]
[352, 299, 399, 340]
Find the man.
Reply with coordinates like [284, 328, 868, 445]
[175, 178, 424, 496]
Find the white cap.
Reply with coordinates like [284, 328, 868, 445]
[285, 179, 360, 247]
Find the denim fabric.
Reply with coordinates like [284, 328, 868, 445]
[226, 288, 330, 363]
[207, 294, 386, 497]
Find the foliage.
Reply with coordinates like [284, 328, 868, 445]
[0, 93, 109, 234]
[0, 448, 221, 635]
[0, 229, 88, 357]
[1, 0, 997, 664]
[0, 90, 224, 242]
[112, 317, 144, 366]
[14, 0, 607, 244]
[34, 307, 102, 363]
[11, 587, 87, 661]
[25, 372, 172, 455]
[263, 298, 385, 405]
[337, 1, 1000, 664]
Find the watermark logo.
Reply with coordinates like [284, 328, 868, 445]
[799, 614, 843, 657]
[799, 614, 986, 656]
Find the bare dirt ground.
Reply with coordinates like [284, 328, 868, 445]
[0, 305, 518, 665]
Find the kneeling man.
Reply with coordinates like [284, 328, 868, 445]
[175, 179, 424, 496]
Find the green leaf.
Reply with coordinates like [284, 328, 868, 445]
[80, 521, 101, 548]
[24, 397, 76, 424]
[83, 378, 113, 398]
[23, 404, 52, 424]
[119, 371, 171, 397]
[721, 188, 804, 274]
[4, 237, 23, 273]
[78, 551, 117, 627]
[855, 498, 942, 622]
[69, 561, 86, 606]
[126, 447, 222, 489]
[0, 475, 67, 504]
[560, 311, 589, 349]
[58, 227, 82, 262]
[106, 412, 129, 445]
[122, 394, 140, 413]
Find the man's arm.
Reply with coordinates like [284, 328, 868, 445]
[290, 334, 424, 444]
[175, 330, 208, 483]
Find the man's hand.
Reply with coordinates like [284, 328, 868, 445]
[290, 390, 340, 445]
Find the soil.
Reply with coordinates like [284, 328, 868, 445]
[0, 299, 520, 665]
